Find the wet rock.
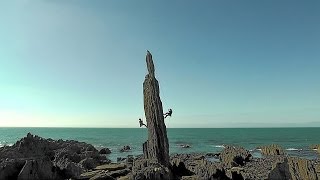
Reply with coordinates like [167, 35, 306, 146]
[179, 144, 191, 148]
[259, 144, 285, 156]
[99, 148, 111, 155]
[120, 146, 131, 152]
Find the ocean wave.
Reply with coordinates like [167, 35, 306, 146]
[312, 149, 318, 151]
[286, 148, 302, 151]
[94, 144, 106, 149]
[0, 143, 13, 147]
[214, 145, 225, 148]
[250, 148, 262, 152]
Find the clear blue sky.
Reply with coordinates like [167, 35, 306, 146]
[0, 0, 319, 127]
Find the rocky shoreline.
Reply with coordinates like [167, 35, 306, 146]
[0, 133, 319, 180]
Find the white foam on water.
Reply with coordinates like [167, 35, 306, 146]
[214, 145, 225, 148]
[256, 148, 262, 151]
[286, 148, 302, 151]
[0, 143, 13, 147]
[312, 149, 318, 151]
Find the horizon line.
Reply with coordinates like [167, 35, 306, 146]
[0, 126, 319, 129]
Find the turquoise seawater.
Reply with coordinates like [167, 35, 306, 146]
[0, 128, 319, 161]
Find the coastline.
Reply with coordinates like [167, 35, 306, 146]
[1, 127, 319, 162]
[0, 133, 319, 179]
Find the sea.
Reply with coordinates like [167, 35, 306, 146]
[0, 128, 319, 162]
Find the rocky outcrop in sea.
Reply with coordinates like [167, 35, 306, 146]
[258, 144, 285, 156]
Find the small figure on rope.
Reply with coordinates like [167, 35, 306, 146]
[164, 109, 173, 119]
[139, 118, 147, 128]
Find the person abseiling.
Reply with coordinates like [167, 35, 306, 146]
[164, 109, 172, 118]
[139, 118, 147, 128]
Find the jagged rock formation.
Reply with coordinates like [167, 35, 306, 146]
[0, 133, 109, 180]
[259, 144, 285, 156]
[219, 145, 252, 168]
[2, 133, 319, 180]
[132, 158, 170, 180]
[99, 148, 111, 154]
[287, 157, 318, 180]
[170, 154, 229, 179]
[268, 157, 318, 180]
[170, 148, 319, 180]
[142, 51, 170, 167]
[132, 51, 170, 180]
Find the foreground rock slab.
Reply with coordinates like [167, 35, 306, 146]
[94, 163, 126, 171]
